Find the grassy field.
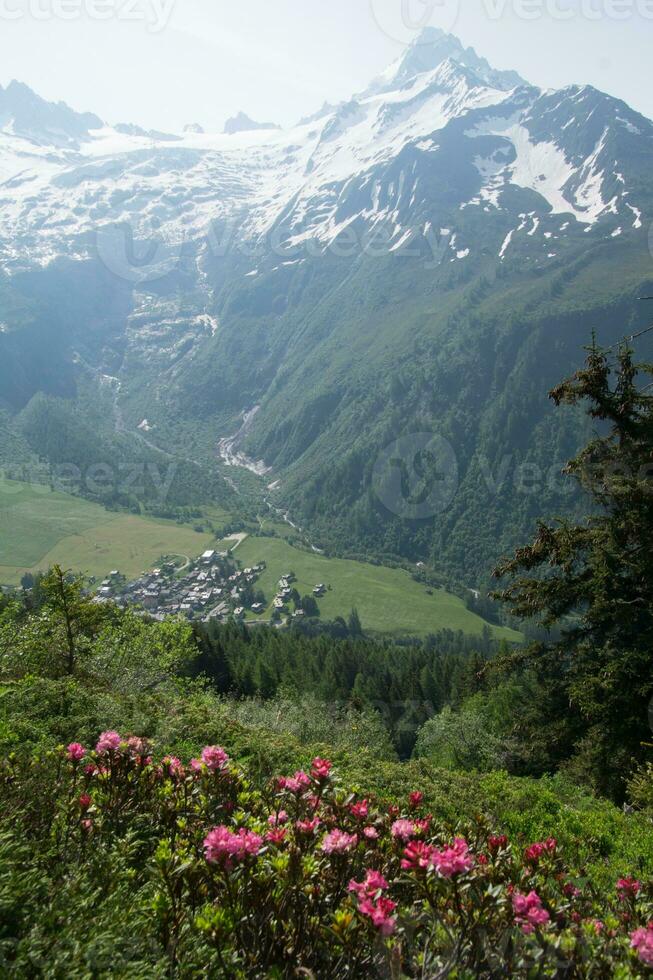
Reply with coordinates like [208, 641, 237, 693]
[0, 477, 521, 640]
[235, 536, 521, 641]
[0, 478, 214, 584]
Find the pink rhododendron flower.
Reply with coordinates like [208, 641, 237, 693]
[322, 829, 358, 854]
[358, 897, 397, 936]
[363, 826, 379, 841]
[268, 810, 288, 826]
[96, 731, 122, 754]
[350, 799, 369, 820]
[524, 838, 556, 865]
[513, 891, 550, 934]
[265, 828, 287, 846]
[204, 826, 262, 867]
[488, 835, 508, 853]
[391, 819, 416, 841]
[162, 756, 184, 777]
[401, 840, 436, 872]
[78, 793, 91, 810]
[81, 819, 93, 833]
[349, 871, 396, 935]
[201, 746, 229, 772]
[278, 771, 311, 794]
[409, 791, 423, 809]
[432, 838, 475, 878]
[67, 742, 86, 762]
[617, 877, 641, 900]
[311, 758, 332, 781]
[126, 736, 150, 759]
[631, 924, 653, 966]
[296, 818, 321, 835]
[348, 869, 389, 901]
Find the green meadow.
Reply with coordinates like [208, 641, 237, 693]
[0, 478, 214, 584]
[235, 536, 521, 641]
[0, 477, 519, 639]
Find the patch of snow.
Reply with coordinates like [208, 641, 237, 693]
[616, 116, 641, 135]
[626, 204, 642, 229]
[390, 228, 414, 252]
[499, 229, 514, 259]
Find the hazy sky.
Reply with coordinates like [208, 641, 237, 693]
[0, 0, 651, 132]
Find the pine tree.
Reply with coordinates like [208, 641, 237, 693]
[493, 342, 653, 796]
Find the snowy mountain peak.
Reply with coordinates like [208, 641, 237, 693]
[0, 36, 649, 277]
[224, 111, 281, 135]
[0, 80, 102, 146]
[371, 28, 527, 95]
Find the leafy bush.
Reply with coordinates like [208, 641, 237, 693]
[2, 736, 652, 977]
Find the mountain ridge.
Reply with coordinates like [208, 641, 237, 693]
[0, 32, 652, 583]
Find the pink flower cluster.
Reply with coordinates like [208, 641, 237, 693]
[350, 799, 369, 820]
[162, 756, 184, 777]
[524, 838, 557, 864]
[617, 876, 641, 900]
[268, 810, 288, 826]
[200, 745, 229, 772]
[631, 923, 653, 966]
[322, 829, 358, 854]
[278, 770, 311, 794]
[349, 870, 397, 936]
[391, 819, 417, 841]
[401, 840, 435, 872]
[296, 817, 321, 835]
[204, 825, 262, 867]
[432, 838, 475, 878]
[95, 731, 122, 754]
[311, 758, 332, 781]
[126, 737, 151, 763]
[401, 837, 474, 878]
[66, 742, 86, 762]
[513, 891, 550, 934]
